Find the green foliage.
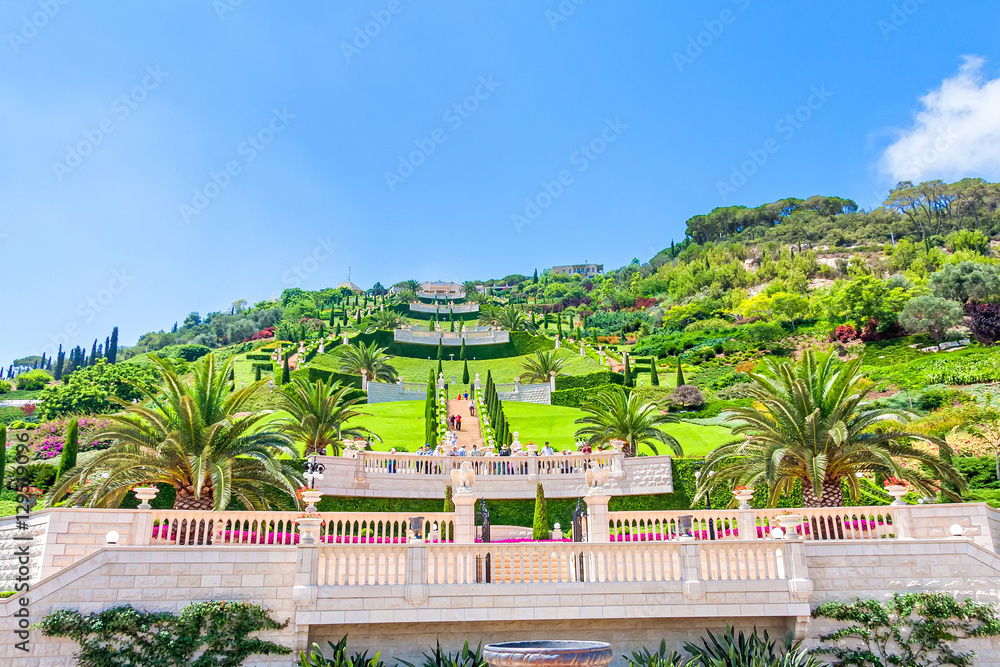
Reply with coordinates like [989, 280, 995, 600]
[900, 296, 963, 342]
[299, 636, 385, 667]
[38, 360, 156, 419]
[274, 376, 375, 456]
[813, 592, 1000, 667]
[158, 344, 212, 362]
[15, 369, 51, 391]
[623, 639, 688, 667]
[532, 482, 549, 540]
[922, 354, 1000, 385]
[675, 357, 685, 387]
[0, 380, 11, 394]
[576, 385, 682, 457]
[931, 260, 1000, 303]
[552, 384, 620, 409]
[650, 363, 659, 386]
[37, 601, 290, 667]
[57, 418, 78, 480]
[443, 485, 454, 512]
[282, 357, 290, 385]
[0, 424, 5, 492]
[555, 370, 624, 390]
[683, 627, 821, 667]
[397, 639, 486, 667]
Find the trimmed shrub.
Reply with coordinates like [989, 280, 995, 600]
[532, 483, 549, 540]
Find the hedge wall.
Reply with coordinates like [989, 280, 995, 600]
[346, 329, 555, 361]
[556, 370, 624, 390]
[552, 384, 619, 408]
[298, 367, 364, 390]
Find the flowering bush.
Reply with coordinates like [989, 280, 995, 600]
[831, 324, 857, 343]
[30, 417, 113, 460]
[884, 477, 906, 487]
[20, 403, 37, 418]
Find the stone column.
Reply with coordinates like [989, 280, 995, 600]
[680, 541, 704, 601]
[549, 371, 556, 392]
[737, 509, 758, 541]
[474, 372, 481, 391]
[453, 492, 478, 544]
[584, 490, 611, 542]
[360, 369, 369, 391]
[404, 541, 429, 605]
[292, 518, 322, 608]
[132, 508, 154, 547]
[891, 505, 912, 539]
[784, 539, 813, 607]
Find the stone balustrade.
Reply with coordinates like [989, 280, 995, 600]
[393, 329, 510, 346]
[409, 302, 479, 314]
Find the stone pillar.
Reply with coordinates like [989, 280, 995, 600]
[580, 342, 585, 356]
[404, 541, 428, 605]
[453, 492, 478, 544]
[680, 541, 704, 601]
[360, 369, 369, 391]
[132, 508, 154, 547]
[584, 490, 611, 542]
[737, 509, 758, 541]
[554, 336, 560, 349]
[892, 505, 912, 539]
[513, 377, 521, 395]
[784, 539, 813, 604]
[549, 371, 557, 392]
[342, 333, 349, 345]
[474, 372, 481, 391]
[292, 518, 322, 613]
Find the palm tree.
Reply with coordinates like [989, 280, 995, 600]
[47, 354, 302, 511]
[574, 386, 682, 458]
[368, 309, 400, 330]
[520, 350, 569, 383]
[697, 350, 965, 507]
[336, 340, 398, 382]
[482, 305, 538, 332]
[275, 376, 378, 456]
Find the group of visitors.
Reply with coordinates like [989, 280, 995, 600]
[448, 413, 463, 430]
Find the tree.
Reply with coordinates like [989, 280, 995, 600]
[462, 360, 470, 384]
[671, 384, 705, 408]
[813, 592, 1000, 667]
[281, 356, 290, 385]
[574, 386, 683, 458]
[835, 274, 911, 331]
[960, 398, 1000, 482]
[37, 601, 291, 667]
[532, 269, 538, 284]
[697, 350, 965, 507]
[54, 344, 64, 381]
[675, 357, 685, 387]
[482, 305, 538, 333]
[931, 261, 1000, 303]
[460, 338, 467, 360]
[48, 354, 302, 511]
[275, 376, 377, 456]
[532, 483, 549, 540]
[38, 360, 156, 419]
[57, 418, 79, 481]
[519, 350, 568, 383]
[336, 341, 399, 383]
[650, 363, 659, 386]
[623, 355, 633, 388]
[368, 309, 400, 330]
[436, 339, 444, 361]
[107, 326, 119, 364]
[900, 295, 963, 342]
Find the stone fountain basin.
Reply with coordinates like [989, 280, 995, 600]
[483, 641, 614, 667]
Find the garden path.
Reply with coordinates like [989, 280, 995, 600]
[447, 396, 483, 451]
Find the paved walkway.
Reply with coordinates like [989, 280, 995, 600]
[447, 396, 483, 450]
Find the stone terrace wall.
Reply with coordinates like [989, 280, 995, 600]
[804, 540, 1000, 665]
[989, 506, 1000, 554]
[0, 546, 299, 666]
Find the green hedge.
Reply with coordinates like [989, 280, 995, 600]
[246, 353, 272, 361]
[346, 329, 554, 361]
[298, 367, 364, 390]
[556, 370, 624, 390]
[552, 384, 619, 408]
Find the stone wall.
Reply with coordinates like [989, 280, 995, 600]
[366, 382, 426, 404]
[497, 383, 551, 405]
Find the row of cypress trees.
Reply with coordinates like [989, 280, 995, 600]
[482, 371, 512, 448]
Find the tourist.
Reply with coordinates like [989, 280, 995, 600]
[449, 414, 456, 429]
[388, 448, 397, 473]
[456, 414, 462, 431]
[470, 444, 483, 457]
[542, 442, 554, 456]
[468, 398, 475, 416]
[456, 444, 466, 456]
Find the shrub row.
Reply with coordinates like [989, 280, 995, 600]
[551, 384, 618, 408]
[555, 370, 624, 390]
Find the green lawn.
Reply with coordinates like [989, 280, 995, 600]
[501, 402, 733, 457]
[256, 401, 428, 453]
[310, 350, 601, 385]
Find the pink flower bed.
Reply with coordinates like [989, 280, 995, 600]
[30, 418, 113, 460]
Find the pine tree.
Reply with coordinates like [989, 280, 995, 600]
[462, 360, 470, 384]
[281, 357, 290, 385]
[675, 357, 685, 387]
[532, 483, 549, 540]
[108, 327, 119, 364]
[57, 418, 79, 481]
[650, 362, 659, 386]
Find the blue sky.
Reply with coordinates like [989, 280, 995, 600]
[2, 1, 1000, 363]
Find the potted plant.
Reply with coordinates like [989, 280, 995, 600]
[132, 484, 160, 509]
[296, 486, 323, 512]
[732, 485, 755, 510]
[295, 512, 324, 545]
[883, 476, 909, 506]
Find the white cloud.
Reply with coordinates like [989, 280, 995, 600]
[880, 56, 1000, 183]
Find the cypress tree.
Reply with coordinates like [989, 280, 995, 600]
[336, 323, 341, 336]
[329, 305, 336, 327]
[356, 311, 361, 324]
[58, 418, 79, 481]
[623, 355, 633, 388]
[229, 367, 235, 392]
[436, 339, 443, 361]
[172, 321, 178, 333]
[675, 357, 685, 387]
[40, 353, 46, 369]
[104, 336, 111, 358]
[255, 365, 262, 382]
[462, 360, 470, 384]
[443, 485, 455, 512]
[437, 358, 443, 376]
[592, 329, 598, 345]
[54, 345, 64, 381]
[557, 315, 563, 338]
[532, 483, 549, 540]
[90, 339, 98, 365]
[108, 327, 119, 363]
[651, 362, 659, 386]
[460, 339, 467, 361]
[532, 269, 538, 284]
[281, 357, 290, 385]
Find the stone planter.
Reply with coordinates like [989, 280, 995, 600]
[133, 486, 160, 510]
[295, 517, 323, 545]
[885, 485, 908, 506]
[775, 514, 804, 539]
[300, 490, 323, 512]
[733, 488, 755, 510]
[483, 642, 613, 667]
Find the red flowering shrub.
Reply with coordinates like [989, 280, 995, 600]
[832, 324, 857, 343]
